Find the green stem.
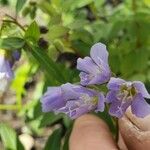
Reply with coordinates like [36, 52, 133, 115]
[115, 117, 119, 142]
[0, 104, 21, 110]
[3, 20, 25, 31]
[3, 14, 25, 31]
[132, 0, 137, 12]
[110, 115, 119, 142]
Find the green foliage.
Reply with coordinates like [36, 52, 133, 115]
[16, 0, 27, 14]
[39, 112, 63, 128]
[0, 37, 25, 50]
[25, 21, 40, 42]
[0, 123, 24, 150]
[25, 44, 66, 83]
[62, 127, 72, 150]
[48, 25, 69, 41]
[44, 128, 62, 150]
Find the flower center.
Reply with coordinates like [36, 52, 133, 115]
[80, 94, 98, 108]
[117, 84, 136, 102]
[82, 74, 94, 82]
[63, 94, 98, 118]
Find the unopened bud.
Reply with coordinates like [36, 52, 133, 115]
[38, 38, 49, 49]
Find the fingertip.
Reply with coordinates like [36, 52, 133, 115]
[74, 114, 107, 130]
[69, 114, 117, 150]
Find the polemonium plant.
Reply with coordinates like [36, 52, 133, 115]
[106, 77, 150, 118]
[77, 43, 111, 86]
[39, 42, 150, 143]
[41, 83, 105, 119]
[41, 42, 150, 120]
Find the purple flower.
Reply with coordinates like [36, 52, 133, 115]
[0, 54, 13, 93]
[9, 50, 21, 67]
[77, 43, 111, 86]
[41, 83, 105, 119]
[106, 77, 150, 118]
[12, 50, 21, 61]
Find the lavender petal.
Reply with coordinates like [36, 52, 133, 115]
[77, 56, 99, 73]
[106, 91, 118, 103]
[133, 81, 150, 98]
[109, 100, 131, 118]
[41, 87, 65, 112]
[90, 43, 108, 65]
[131, 94, 150, 118]
[107, 77, 125, 91]
[95, 93, 105, 112]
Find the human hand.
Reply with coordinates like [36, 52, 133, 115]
[69, 109, 150, 150]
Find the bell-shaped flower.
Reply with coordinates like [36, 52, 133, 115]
[77, 43, 111, 86]
[106, 77, 150, 118]
[41, 83, 105, 119]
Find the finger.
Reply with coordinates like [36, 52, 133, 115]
[119, 108, 150, 150]
[69, 114, 117, 150]
[118, 132, 128, 150]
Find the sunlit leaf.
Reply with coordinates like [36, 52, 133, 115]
[0, 37, 25, 50]
[0, 123, 24, 150]
[39, 112, 63, 128]
[16, 0, 27, 13]
[25, 21, 40, 42]
[44, 128, 62, 150]
[48, 25, 69, 40]
[25, 44, 66, 83]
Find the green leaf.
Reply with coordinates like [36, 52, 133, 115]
[25, 44, 66, 83]
[71, 0, 94, 9]
[25, 21, 40, 42]
[71, 40, 91, 56]
[39, 112, 63, 128]
[129, 73, 146, 82]
[0, 37, 25, 50]
[39, 1, 59, 16]
[11, 62, 32, 101]
[30, 6, 37, 19]
[0, 123, 24, 150]
[44, 128, 62, 150]
[106, 19, 125, 40]
[120, 49, 149, 77]
[62, 115, 72, 129]
[70, 29, 93, 44]
[62, 0, 93, 11]
[63, 128, 72, 150]
[16, 0, 27, 13]
[109, 54, 121, 74]
[48, 25, 69, 40]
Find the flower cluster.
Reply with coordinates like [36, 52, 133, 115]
[0, 49, 21, 95]
[41, 43, 150, 119]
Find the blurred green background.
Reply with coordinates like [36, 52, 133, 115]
[0, 0, 150, 149]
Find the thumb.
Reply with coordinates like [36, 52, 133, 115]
[69, 114, 117, 150]
[119, 109, 150, 150]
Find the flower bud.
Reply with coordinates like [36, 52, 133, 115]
[38, 38, 49, 49]
[40, 26, 49, 34]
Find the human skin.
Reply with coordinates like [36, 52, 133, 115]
[69, 109, 150, 150]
